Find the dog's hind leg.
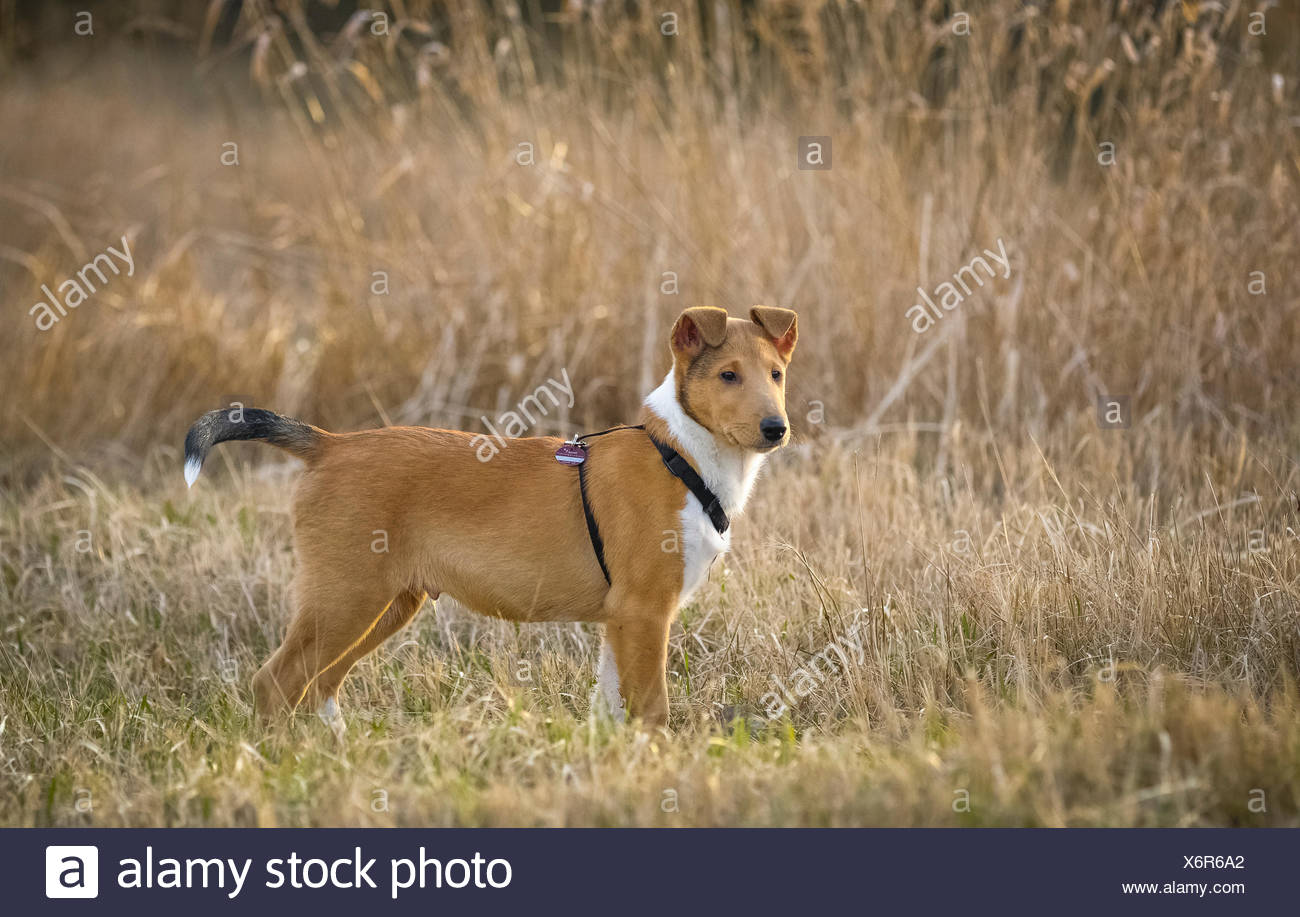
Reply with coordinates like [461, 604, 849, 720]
[302, 589, 430, 724]
[252, 575, 397, 723]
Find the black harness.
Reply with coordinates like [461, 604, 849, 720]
[566, 425, 729, 585]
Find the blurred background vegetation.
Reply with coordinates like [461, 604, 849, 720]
[1, 1, 1295, 489]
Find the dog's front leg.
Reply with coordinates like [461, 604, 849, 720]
[594, 636, 626, 723]
[603, 589, 677, 728]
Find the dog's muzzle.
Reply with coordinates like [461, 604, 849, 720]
[759, 416, 787, 443]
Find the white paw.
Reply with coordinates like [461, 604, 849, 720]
[590, 687, 626, 724]
[316, 697, 347, 739]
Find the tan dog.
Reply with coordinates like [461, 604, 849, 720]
[183, 306, 797, 730]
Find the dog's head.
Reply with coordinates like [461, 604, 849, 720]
[669, 305, 798, 452]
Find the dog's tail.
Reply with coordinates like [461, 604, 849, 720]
[183, 408, 328, 488]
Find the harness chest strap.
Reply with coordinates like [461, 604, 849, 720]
[576, 459, 611, 584]
[645, 436, 730, 536]
[565, 426, 730, 585]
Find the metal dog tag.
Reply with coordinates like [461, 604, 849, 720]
[555, 438, 587, 465]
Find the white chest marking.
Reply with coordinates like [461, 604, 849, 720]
[644, 374, 766, 606]
[678, 496, 730, 604]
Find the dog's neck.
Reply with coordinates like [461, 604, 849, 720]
[640, 372, 766, 518]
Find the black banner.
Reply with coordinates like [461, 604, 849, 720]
[12, 828, 1288, 914]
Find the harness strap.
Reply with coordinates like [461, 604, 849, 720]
[573, 426, 643, 584]
[578, 424, 644, 441]
[570, 424, 730, 586]
[576, 460, 611, 585]
[645, 435, 730, 535]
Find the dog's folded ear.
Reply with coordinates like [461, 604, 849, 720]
[750, 306, 798, 360]
[671, 307, 730, 359]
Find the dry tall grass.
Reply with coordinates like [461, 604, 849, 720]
[1, 1, 1298, 826]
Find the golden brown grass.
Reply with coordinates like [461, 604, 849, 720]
[1, 1, 1299, 826]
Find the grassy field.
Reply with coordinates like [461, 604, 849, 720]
[2, 1, 1299, 826]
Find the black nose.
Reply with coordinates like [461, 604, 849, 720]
[760, 416, 787, 443]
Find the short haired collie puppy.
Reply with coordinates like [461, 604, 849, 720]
[184, 306, 797, 730]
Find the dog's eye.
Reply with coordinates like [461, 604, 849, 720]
[771, 369, 782, 382]
[720, 370, 738, 383]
